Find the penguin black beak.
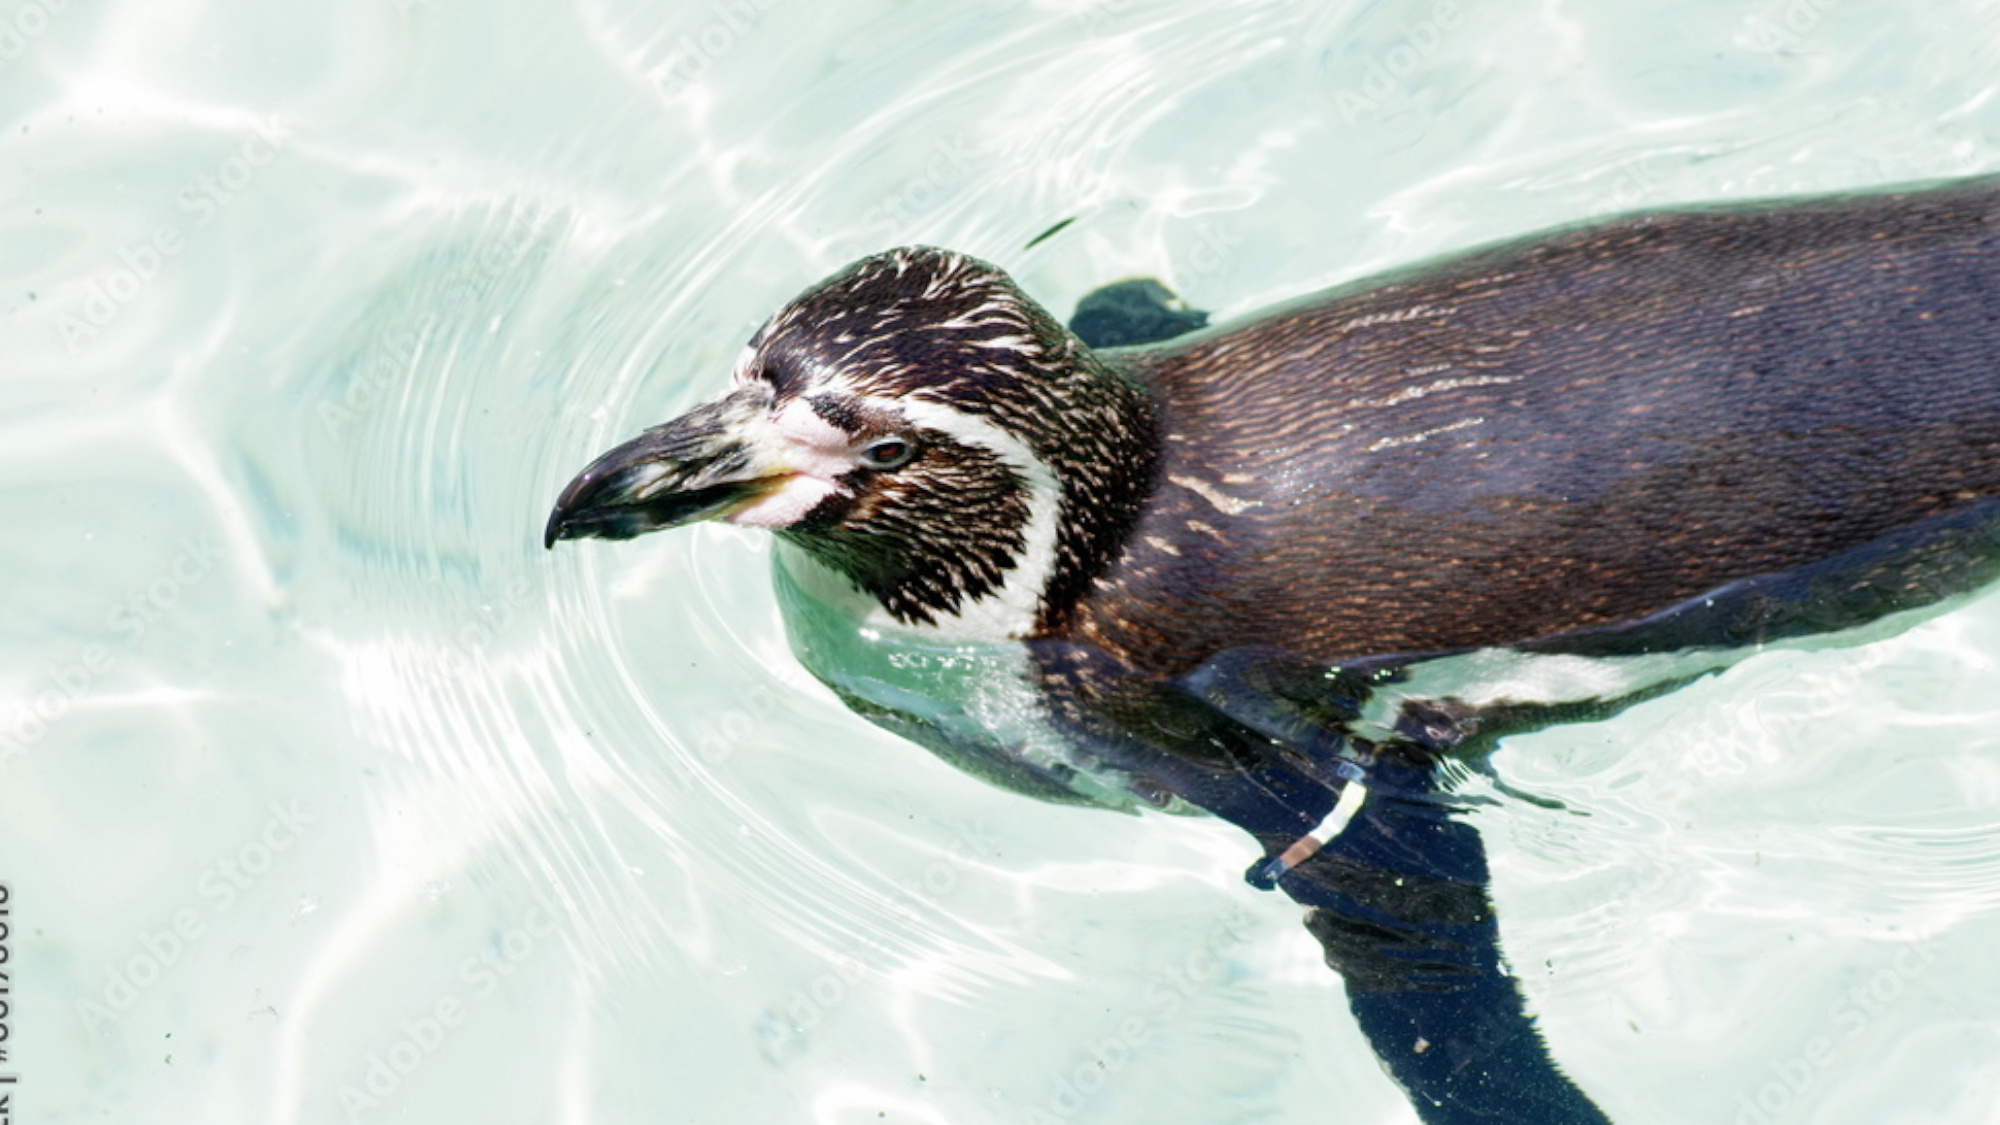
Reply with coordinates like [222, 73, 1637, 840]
[544, 390, 784, 549]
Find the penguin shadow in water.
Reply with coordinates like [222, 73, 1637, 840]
[547, 176, 2000, 1124]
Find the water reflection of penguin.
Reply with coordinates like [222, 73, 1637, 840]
[548, 175, 2000, 1124]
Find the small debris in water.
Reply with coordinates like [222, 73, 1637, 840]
[1024, 217, 1077, 249]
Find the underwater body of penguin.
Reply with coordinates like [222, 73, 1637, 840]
[546, 174, 2000, 1124]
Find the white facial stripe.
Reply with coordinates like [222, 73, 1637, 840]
[726, 475, 842, 529]
[869, 395, 1063, 640]
[716, 399, 856, 530]
[768, 397, 861, 482]
[730, 343, 759, 384]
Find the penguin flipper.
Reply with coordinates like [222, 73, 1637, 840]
[1067, 279, 1210, 348]
[1027, 641, 1614, 1125]
[1275, 764, 1613, 1125]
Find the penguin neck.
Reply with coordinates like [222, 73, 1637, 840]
[1027, 348, 1162, 637]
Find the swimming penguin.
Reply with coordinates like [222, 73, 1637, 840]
[546, 174, 2000, 1125]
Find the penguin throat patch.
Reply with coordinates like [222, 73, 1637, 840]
[780, 439, 1035, 629]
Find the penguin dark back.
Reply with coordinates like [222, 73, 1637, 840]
[546, 174, 2000, 1125]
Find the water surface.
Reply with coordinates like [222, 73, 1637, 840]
[5, 1, 2000, 1122]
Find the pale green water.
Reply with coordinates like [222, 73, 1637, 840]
[4, 1, 2000, 1123]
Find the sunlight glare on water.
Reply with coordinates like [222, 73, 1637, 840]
[3, 1, 2000, 1123]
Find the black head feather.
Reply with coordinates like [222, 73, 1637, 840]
[747, 247, 1162, 633]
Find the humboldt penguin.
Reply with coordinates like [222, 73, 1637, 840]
[546, 174, 2000, 1125]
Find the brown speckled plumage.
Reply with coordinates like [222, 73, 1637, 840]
[1056, 176, 2000, 677]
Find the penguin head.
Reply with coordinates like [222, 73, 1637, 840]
[545, 247, 1159, 635]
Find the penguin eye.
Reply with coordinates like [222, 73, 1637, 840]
[858, 437, 918, 471]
